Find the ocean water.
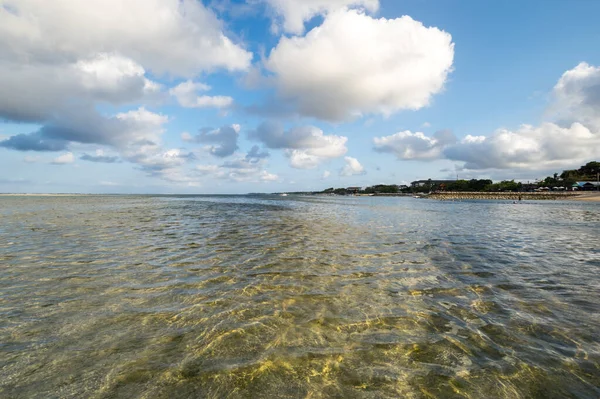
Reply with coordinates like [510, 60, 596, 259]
[0, 195, 599, 398]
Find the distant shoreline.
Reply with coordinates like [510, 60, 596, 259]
[1, 192, 599, 202]
[427, 191, 600, 202]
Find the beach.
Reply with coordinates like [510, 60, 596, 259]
[569, 192, 600, 201]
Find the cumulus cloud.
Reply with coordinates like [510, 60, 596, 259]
[51, 152, 75, 165]
[261, 0, 379, 34]
[1, 107, 168, 152]
[340, 156, 365, 176]
[0, 0, 252, 180]
[443, 63, 600, 171]
[373, 63, 600, 173]
[0, 0, 253, 126]
[0, 106, 193, 183]
[249, 121, 347, 168]
[264, 8, 454, 121]
[184, 125, 240, 157]
[0, 0, 251, 77]
[75, 54, 162, 103]
[321, 170, 331, 179]
[0, 0, 261, 187]
[0, 53, 161, 124]
[374, 122, 599, 172]
[129, 149, 195, 172]
[551, 62, 600, 131]
[170, 80, 234, 109]
[195, 157, 279, 183]
[287, 150, 321, 169]
[259, 171, 280, 182]
[444, 122, 599, 170]
[373, 129, 456, 160]
[118, 145, 198, 184]
[194, 96, 234, 108]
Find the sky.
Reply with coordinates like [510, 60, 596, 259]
[1, 0, 599, 194]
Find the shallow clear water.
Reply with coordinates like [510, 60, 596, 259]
[0, 195, 599, 398]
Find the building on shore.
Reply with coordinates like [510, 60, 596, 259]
[411, 180, 456, 192]
[574, 181, 600, 191]
[411, 180, 455, 188]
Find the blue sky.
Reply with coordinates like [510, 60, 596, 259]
[1, 0, 599, 193]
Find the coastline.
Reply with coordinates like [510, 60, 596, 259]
[2, 192, 599, 201]
[427, 191, 600, 201]
[567, 192, 600, 202]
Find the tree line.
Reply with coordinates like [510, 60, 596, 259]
[538, 161, 599, 188]
[314, 160, 598, 195]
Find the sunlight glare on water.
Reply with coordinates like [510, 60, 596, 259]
[0, 195, 599, 398]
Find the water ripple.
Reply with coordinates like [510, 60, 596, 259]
[0, 195, 599, 398]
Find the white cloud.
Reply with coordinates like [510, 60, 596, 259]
[51, 152, 74, 165]
[322, 170, 331, 179]
[122, 145, 198, 184]
[75, 53, 161, 101]
[0, 54, 161, 123]
[0, 106, 167, 152]
[443, 63, 600, 171]
[0, 0, 251, 137]
[261, 0, 379, 34]
[374, 121, 599, 172]
[0, 0, 251, 77]
[130, 149, 193, 171]
[373, 63, 600, 173]
[422, 122, 431, 128]
[551, 62, 600, 131]
[260, 171, 280, 182]
[0, 106, 190, 184]
[170, 80, 233, 109]
[340, 156, 365, 176]
[114, 107, 169, 146]
[195, 96, 234, 108]
[265, 8, 454, 121]
[444, 122, 599, 170]
[195, 157, 278, 183]
[249, 122, 347, 168]
[287, 150, 321, 169]
[373, 130, 456, 160]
